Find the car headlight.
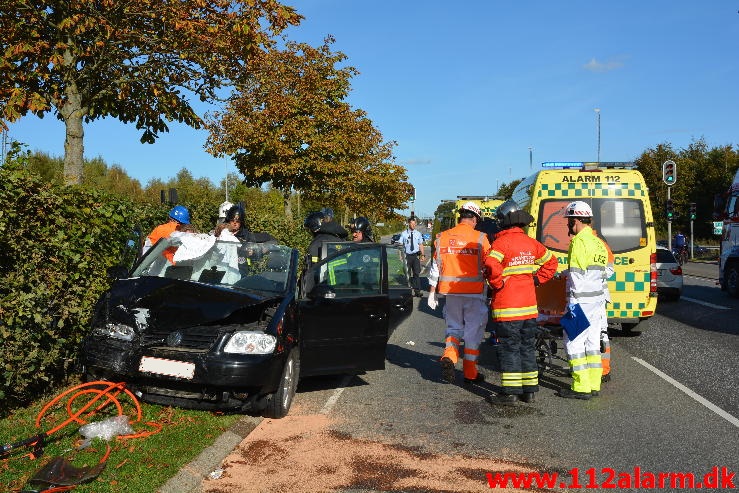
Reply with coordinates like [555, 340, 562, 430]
[224, 331, 277, 355]
[93, 323, 135, 341]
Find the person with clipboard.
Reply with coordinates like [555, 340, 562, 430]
[557, 201, 610, 400]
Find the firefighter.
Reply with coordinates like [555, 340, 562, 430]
[350, 217, 374, 242]
[558, 200, 609, 399]
[304, 211, 344, 267]
[484, 200, 558, 404]
[427, 202, 491, 385]
[320, 207, 349, 240]
[142, 205, 191, 255]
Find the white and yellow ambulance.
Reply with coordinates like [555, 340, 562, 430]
[511, 162, 658, 331]
[436, 196, 505, 232]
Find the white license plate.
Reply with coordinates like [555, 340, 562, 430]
[139, 356, 195, 379]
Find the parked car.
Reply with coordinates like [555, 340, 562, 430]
[81, 236, 412, 418]
[656, 246, 683, 301]
[422, 232, 432, 242]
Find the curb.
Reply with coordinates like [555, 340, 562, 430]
[158, 415, 262, 493]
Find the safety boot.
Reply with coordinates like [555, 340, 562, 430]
[519, 392, 535, 403]
[463, 373, 485, 385]
[601, 373, 611, 383]
[486, 393, 518, 405]
[556, 388, 592, 400]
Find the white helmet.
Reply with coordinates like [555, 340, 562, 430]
[218, 201, 234, 220]
[563, 201, 593, 218]
[459, 201, 482, 219]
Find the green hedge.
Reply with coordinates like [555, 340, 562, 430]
[0, 163, 312, 413]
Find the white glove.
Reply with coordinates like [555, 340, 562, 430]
[427, 291, 438, 310]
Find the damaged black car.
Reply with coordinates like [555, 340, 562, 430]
[81, 235, 412, 418]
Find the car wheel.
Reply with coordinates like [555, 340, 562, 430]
[726, 263, 739, 298]
[264, 348, 300, 419]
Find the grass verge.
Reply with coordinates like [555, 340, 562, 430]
[1, 382, 241, 492]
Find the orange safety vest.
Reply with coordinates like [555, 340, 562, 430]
[147, 221, 179, 264]
[434, 222, 490, 295]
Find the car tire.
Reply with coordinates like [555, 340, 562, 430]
[264, 347, 300, 419]
[726, 263, 739, 298]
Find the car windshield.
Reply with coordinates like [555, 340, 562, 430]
[132, 235, 293, 293]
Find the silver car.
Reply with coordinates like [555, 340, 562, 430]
[656, 246, 683, 301]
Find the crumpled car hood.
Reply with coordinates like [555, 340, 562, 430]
[98, 276, 272, 332]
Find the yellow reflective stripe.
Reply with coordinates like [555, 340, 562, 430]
[488, 249, 504, 262]
[327, 257, 347, 284]
[502, 265, 537, 276]
[535, 250, 553, 265]
[492, 305, 538, 318]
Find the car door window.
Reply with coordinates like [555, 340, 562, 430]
[385, 245, 410, 287]
[317, 246, 382, 297]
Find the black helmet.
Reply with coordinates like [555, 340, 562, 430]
[475, 217, 501, 242]
[351, 216, 372, 234]
[304, 211, 324, 233]
[224, 204, 245, 228]
[320, 207, 335, 220]
[495, 200, 519, 223]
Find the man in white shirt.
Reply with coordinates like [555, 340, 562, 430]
[399, 216, 425, 297]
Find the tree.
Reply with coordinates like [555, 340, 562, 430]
[0, 0, 302, 185]
[206, 37, 411, 219]
[496, 178, 523, 200]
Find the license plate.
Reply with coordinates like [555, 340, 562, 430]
[139, 356, 195, 379]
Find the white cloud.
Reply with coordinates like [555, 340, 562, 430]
[583, 57, 626, 73]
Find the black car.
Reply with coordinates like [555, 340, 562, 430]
[81, 236, 412, 418]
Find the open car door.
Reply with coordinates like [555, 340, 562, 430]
[299, 244, 390, 376]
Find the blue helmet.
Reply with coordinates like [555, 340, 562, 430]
[169, 205, 190, 225]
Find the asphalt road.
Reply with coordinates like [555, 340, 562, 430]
[192, 254, 738, 492]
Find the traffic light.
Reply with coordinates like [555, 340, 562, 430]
[689, 202, 696, 221]
[662, 160, 677, 186]
[409, 186, 416, 202]
[666, 199, 674, 220]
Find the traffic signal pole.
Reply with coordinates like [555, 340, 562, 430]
[662, 160, 677, 251]
[667, 186, 672, 251]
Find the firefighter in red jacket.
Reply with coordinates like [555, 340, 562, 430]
[428, 202, 491, 385]
[484, 200, 558, 404]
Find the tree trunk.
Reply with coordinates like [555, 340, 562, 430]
[60, 64, 86, 185]
[283, 189, 292, 220]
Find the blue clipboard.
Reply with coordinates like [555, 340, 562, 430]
[561, 303, 590, 339]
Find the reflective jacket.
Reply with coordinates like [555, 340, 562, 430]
[593, 229, 615, 303]
[485, 227, 558, 321]
[566, 225, 609, 304]
[432, 223, 490, 295]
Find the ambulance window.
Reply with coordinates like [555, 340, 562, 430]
[597, 199, 646, 254]
[537, 200, 572, 253]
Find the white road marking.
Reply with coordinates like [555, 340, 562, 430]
[632, 357, 739, 428]
[680, 296, 731, 310]
[320, 374, 354, 415]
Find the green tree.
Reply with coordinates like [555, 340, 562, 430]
[497, 178, 523, 200]
[206, 37, 410, 219]
[0, 0, 301, 185]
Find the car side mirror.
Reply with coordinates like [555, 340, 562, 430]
[107, 265, 129, 280]
[309, 284, 336, 300]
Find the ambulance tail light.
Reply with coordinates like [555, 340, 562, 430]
[650, 252, 658, 294]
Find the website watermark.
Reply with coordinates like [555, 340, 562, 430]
[487, 466, 736, 489]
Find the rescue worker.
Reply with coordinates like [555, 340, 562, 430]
[399, 216, 425, 297]
[304, 211, 345, 267]
[142, 205, 191, 255]
[484, 200, 558, 404]
[427, 202, 490, 385]
[558, 201, 609, 399]
[320, 207, 349, 240]
[217, 201, 234, 225]
[592, 228, 615, 383]
[216, 204, 277, 243]
[350, 217, 374, 242]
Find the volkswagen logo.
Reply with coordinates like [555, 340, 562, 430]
[167, 331, 183, 347]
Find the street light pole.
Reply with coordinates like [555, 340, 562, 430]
[594, 108, 601, 163]
[529, 147, 533, 169]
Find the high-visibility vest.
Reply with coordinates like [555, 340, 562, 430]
[434, 223, 489, 295]
[566, 226, 609, 304]
[147, 221, 179, 264]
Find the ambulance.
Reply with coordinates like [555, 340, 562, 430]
[436, 196, 505, 232]
[511, 162, 658, 331]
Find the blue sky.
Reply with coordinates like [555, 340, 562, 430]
[6, 1, 738, 218]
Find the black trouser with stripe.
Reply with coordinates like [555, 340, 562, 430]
[496, 318, 539, 395]
[406, 253, 421, 293]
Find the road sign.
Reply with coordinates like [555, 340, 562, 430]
[713, 221, 723, 235]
